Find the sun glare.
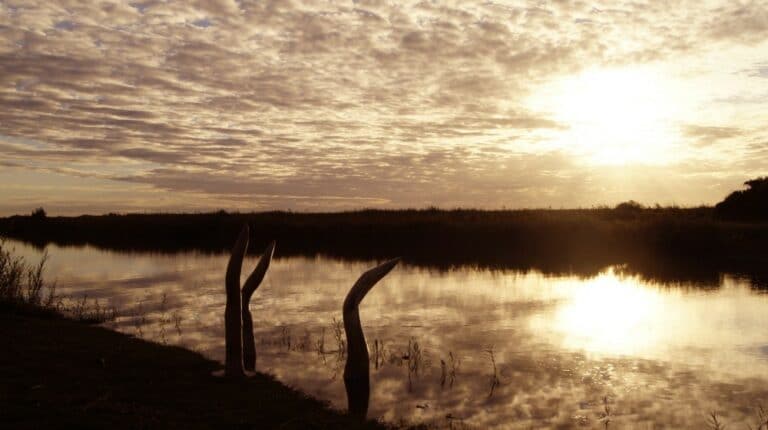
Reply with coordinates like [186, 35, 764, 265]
[531, 67, 683, 165]
[552, 270, 664, 356]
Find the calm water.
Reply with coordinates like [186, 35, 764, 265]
[10, 240, 768, 429]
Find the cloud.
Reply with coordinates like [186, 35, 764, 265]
[682, 125, 745, 145]
[0, 1, 767, 214]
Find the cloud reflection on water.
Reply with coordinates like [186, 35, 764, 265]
[9, 240, 768, 428]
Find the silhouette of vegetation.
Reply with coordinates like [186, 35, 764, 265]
[715, 177, 768, 221]
[613, 200, 645, 219]
[0, 240, 116, 323]
[0, 241, 52, 308]
[30, 207, 46, 220]
[2, 206, 767, 286]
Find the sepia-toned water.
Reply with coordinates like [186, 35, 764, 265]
[9, 240, 768, 429]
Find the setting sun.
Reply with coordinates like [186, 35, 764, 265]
[531, 67, 685, 166]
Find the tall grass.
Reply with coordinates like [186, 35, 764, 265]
[0, 239, 57, 311]
[0, 239, 116, 323]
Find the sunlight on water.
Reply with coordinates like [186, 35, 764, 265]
[9, 240, 768, 429]
[552, 270, 664, 357]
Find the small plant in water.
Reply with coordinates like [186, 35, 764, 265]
[749, 404, 768, 430]
[331, 317, 346, 357]
[158, 292, 169, 344]
[280, 325, 292, 349]
[707, 411, 726, 430]
[440, 351, 458, 389]
[599, 396, 612, 429]
[172, 309, 183, 341]
[315, 327, 326, 357]
[484, 346, 500, 398]
[371, 339, 385, 370]
[131, 300, 148, 338]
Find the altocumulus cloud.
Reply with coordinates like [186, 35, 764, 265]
[1, 0, 767, 214]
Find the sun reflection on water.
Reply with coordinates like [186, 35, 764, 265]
[553, 269, 664, 356]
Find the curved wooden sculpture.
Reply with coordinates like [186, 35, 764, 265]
[224, 225, 276, 377]
[242, 241, 276, 371]
[224, 225, 249, 377]
[343, 258, 400, 418]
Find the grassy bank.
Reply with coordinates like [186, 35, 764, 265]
[0, 311, 388, 429]
[2, 208, 768, 284]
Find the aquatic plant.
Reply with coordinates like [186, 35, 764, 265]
[342, 258, 400, 418]
[484, 346, 500, 398]
[707, 411, 726, 430]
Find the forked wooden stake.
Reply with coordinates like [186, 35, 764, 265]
[224, 225, 275, 377]
[224, 225, 249, 377]
[242, 241, 276, 371]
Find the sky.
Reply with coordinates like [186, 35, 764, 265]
[1, 0, 767, 215]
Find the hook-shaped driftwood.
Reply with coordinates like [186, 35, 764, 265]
[242, 241, 276, 371]
[343, 258, 400, 418]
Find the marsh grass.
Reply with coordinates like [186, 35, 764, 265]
[0, 240, 55, 309]
[5, 207, 767, 286]
[0, 239, 116, 323]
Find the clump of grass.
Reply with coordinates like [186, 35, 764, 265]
[0, 239, 116, 323]
[66, 294, 118, 324]
[0, 240, 56, 310]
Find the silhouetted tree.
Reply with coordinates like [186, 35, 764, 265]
[612, 200, 644, 219]
[715, 177, 768, 221]
[614, 200, 644, 212]
[31, 207, 46, 220]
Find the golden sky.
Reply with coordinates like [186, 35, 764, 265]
[1, 1, 766, 214]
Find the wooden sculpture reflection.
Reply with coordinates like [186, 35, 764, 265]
[224, 224, 275, 377]
[343, 258, 400, 418]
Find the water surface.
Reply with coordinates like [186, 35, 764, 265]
[10, 240, 768, 429]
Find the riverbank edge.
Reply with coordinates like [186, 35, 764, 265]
[0, 308, 391, 429]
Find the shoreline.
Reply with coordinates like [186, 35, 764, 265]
[1, 309, 390, 429]
[2, 208, 768, 284]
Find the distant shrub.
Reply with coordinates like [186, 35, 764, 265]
[611, 200, 645, 220]
[715, 177, 768, 221]
[614, 200, 645, 212]
[31, 207, 46, 219]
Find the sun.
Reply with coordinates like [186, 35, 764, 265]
[530, 66, 683, 165]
